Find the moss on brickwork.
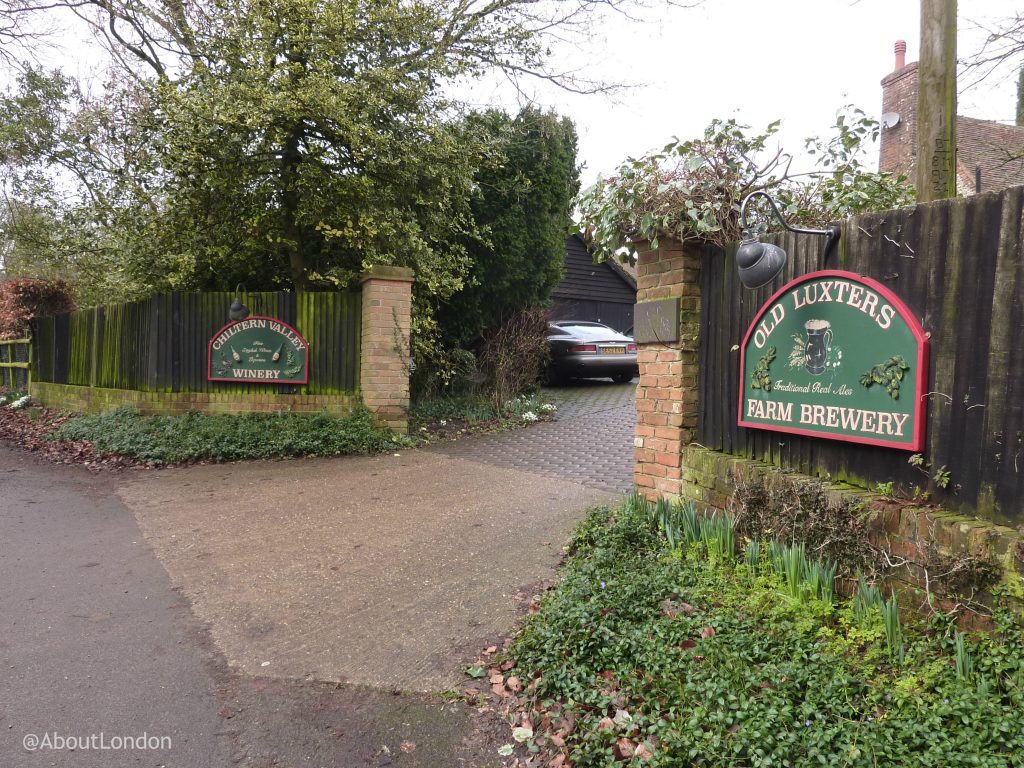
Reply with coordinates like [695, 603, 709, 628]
[999, 550, 1024, 601]
[31, 382, 357, 418]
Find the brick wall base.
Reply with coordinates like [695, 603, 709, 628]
[31, 382, 357, 417]
[681, 444, 1024, 608]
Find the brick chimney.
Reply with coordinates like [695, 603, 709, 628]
[879, 40, 918, 177]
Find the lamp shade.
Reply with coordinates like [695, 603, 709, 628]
[228, 299, 250, 321]
[736, 237, 787, 289]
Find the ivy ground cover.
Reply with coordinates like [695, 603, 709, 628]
[500, 494, 1024, 767]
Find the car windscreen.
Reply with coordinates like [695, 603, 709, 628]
[554, 324, 620, 339]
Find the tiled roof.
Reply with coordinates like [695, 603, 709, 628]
[956, 116, 1024, 193]
[879, 59, 1024, 194]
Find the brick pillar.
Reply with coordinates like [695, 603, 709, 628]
[633, 238, 702, 499]
[359, 265, 414, 434]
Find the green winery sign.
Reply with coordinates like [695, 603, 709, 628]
[738, 270, 928, 450]
[208, 316, 309, 384]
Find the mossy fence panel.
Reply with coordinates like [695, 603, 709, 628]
[32, 291, 360, 395]
[698, 187, 1024, 525]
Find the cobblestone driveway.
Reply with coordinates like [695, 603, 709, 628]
[429, 379, 637, 493]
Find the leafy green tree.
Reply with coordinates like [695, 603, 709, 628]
[138, 0, 493, 294]
[439, 107, 579, 348]
[0, 68, 157, 304]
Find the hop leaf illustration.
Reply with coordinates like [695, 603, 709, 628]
[751, 347, 776, 391]
[861, 355, 910, 400]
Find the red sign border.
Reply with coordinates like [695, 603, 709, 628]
[207, 315, 310, 385]
[737, 270, 929, 451]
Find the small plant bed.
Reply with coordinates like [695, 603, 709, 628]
[482, 494, 1024, 767]
[52, 406, 406, 465]
[410, 392, 556, 441]
[0, 396, 407, 468]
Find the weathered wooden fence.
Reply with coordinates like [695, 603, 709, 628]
[698, 187, 1024, 525]
[33, 291, 361, 394]
[0, 339, 31, 391]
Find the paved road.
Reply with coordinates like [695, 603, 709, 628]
[1, 381, 637, 767]
[0, 447, 230, 767]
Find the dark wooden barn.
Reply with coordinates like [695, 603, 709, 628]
[549, 234, 637, 333]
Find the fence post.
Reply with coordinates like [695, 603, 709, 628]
[359, 265, 414, 434]
[632, 238, 703, 499]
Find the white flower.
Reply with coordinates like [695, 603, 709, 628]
[8, 395, 30, 410]
[521, 411, 538, 422]
[538, 403, 556, 412]
[439, 419, 447, 426]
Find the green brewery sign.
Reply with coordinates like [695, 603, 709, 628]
[208, 316, 309, 384]
[738, 270, 928, 450]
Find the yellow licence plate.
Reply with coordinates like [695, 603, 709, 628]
[601, 346, 626, 355]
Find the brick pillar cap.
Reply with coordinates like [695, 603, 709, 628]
[361, 265, 414, 284]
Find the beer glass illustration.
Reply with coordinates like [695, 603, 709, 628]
[803, 319, 832, 375]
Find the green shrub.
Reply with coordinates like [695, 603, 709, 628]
[506, 497, 1024, 767]
[52, 406, 402, 464]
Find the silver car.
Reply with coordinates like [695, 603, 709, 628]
[545, 321, 638, 384]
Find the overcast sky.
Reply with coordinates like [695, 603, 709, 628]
[462, 0, 1023, 188]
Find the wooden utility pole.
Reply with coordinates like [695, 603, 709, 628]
[1017, 66, 1024, 127]
[916, 0, 957, 202]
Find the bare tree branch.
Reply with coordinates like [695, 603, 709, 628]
[1, 0, 701, 94]
[961, 12, 1024, 90]
[0, 0, 95, 67]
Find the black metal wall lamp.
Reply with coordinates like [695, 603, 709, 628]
[735, 191, 841, 289]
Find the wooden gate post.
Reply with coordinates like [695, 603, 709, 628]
[632, 238, 703, 499]
[359, 265, 414, 434]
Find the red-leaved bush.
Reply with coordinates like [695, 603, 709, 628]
[0, 278, 76, 339]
